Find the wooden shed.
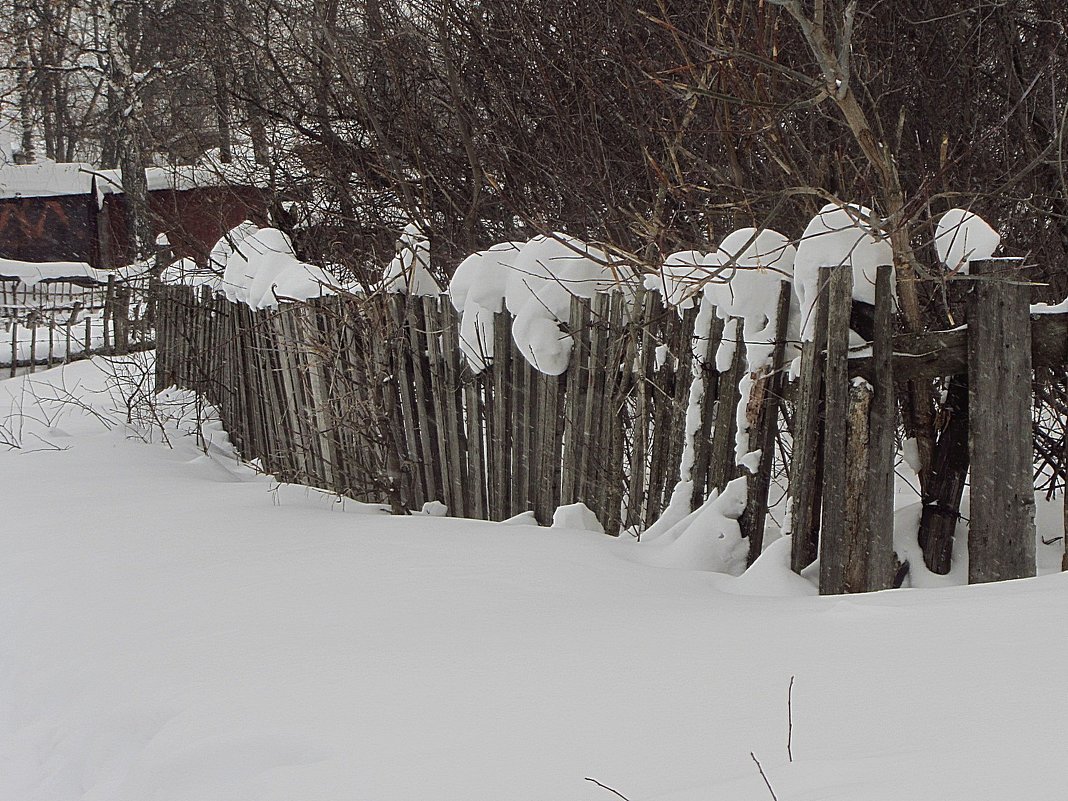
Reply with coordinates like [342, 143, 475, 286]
[0, 163, 270, 268]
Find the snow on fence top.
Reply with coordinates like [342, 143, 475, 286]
[383, 224, 442, 297]
[173, 203, 1006, 372]
[793, 203, 894, 341]
[448, 233, 629, 375]
[164, 223, 340, 309]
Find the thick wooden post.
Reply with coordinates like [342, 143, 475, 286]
[967, 258, 1036, 583]
[819, 265, 854, 594]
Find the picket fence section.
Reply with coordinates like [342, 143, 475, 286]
[1, 275, 147, 374]
[155, 284, 789, 539]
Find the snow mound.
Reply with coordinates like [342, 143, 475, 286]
[636, 477, 750, 574]
[723, 536, 817, 596]
[384, 224, 441, 296]
[500, 511, 539, 526]
[935, 209, 1000, 274]
[644, 249, 730, 311]
[551, 502, 604, 534]
[793, 204, 893, 341]
[421, 500, 448, 516]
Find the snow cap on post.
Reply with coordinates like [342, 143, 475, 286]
[793, 203, 893, 341]
[935, 209, 1000, 274]
[644, 249, 727, 311]
[383, 223, 441, 296]
[707, 227, 796, 323]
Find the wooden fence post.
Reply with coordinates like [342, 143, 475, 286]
[865, 263, 897, 590]
[789, 279, 829, 574]
[968, 258, 1036, 583]
[739, 281, 793, 563]
[819, 265, 854, 594]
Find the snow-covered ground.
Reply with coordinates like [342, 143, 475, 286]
[2, 358, 1067, 801]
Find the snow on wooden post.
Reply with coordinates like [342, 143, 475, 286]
[789, 277, 829, 574]
[967, 258, 1036, 583]
[819, 264, 854, 594]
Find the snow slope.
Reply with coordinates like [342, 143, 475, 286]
[1, 359, 1067, 801]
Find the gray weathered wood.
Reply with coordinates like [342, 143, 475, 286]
[819, 265, 854, 594]
[739, 281, 792, 564]
[866, 263, 897, 591]
[790, 282, 829, 575]
[968, 259, 1036, 583]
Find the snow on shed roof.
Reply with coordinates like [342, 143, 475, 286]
[0, 161, 266, 200]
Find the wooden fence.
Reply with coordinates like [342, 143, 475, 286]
[154, 284, 790, 541]
[155, 260, 1066, 592]
[1, 275, 147, 375]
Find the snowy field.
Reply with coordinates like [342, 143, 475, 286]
[2, 358, 1067, 801]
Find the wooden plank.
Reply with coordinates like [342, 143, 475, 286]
[533, 370, 553, 524]
[464, 368, 487, 519]
[707, 316, 746, 496]
[739, 281, 792, 564]
[577, 294, 607, 510]
[438, 300, 470, 517]
[625, 291, 655, 528]
[409, 299, 442, 505]
[865, 263, 897, 591]
[423, 296, 455, 513]
[841, 380, 873, 592]
[561, 296, 589, 505]
[28, 318, 37, 372]
[492, 310, 512, 518]
[389, 295, 424, 505]
[601, 291, 628, 535]
[689, 313, 724, 508]
[789, 276, 829, 574]
[968, 259, 1036, 583]
[819, 265, 855, 595]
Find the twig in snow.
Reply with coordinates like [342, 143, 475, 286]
[584, 777, 634, 801]
[750, 752, 780, 801]
[787, 674, 795, 762]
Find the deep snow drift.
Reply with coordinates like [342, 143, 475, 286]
[2, 358, 1067, 801]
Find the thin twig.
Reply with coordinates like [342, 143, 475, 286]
[584, 777, 634, 801]
[787, 674, 795, 762]
[750, 752, 780, 801]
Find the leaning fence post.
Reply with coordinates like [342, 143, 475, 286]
[967, 258, 1036, 583]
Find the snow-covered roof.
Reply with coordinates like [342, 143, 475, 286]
[0, 161, 266, 200]
[0, 257, 109, 285]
